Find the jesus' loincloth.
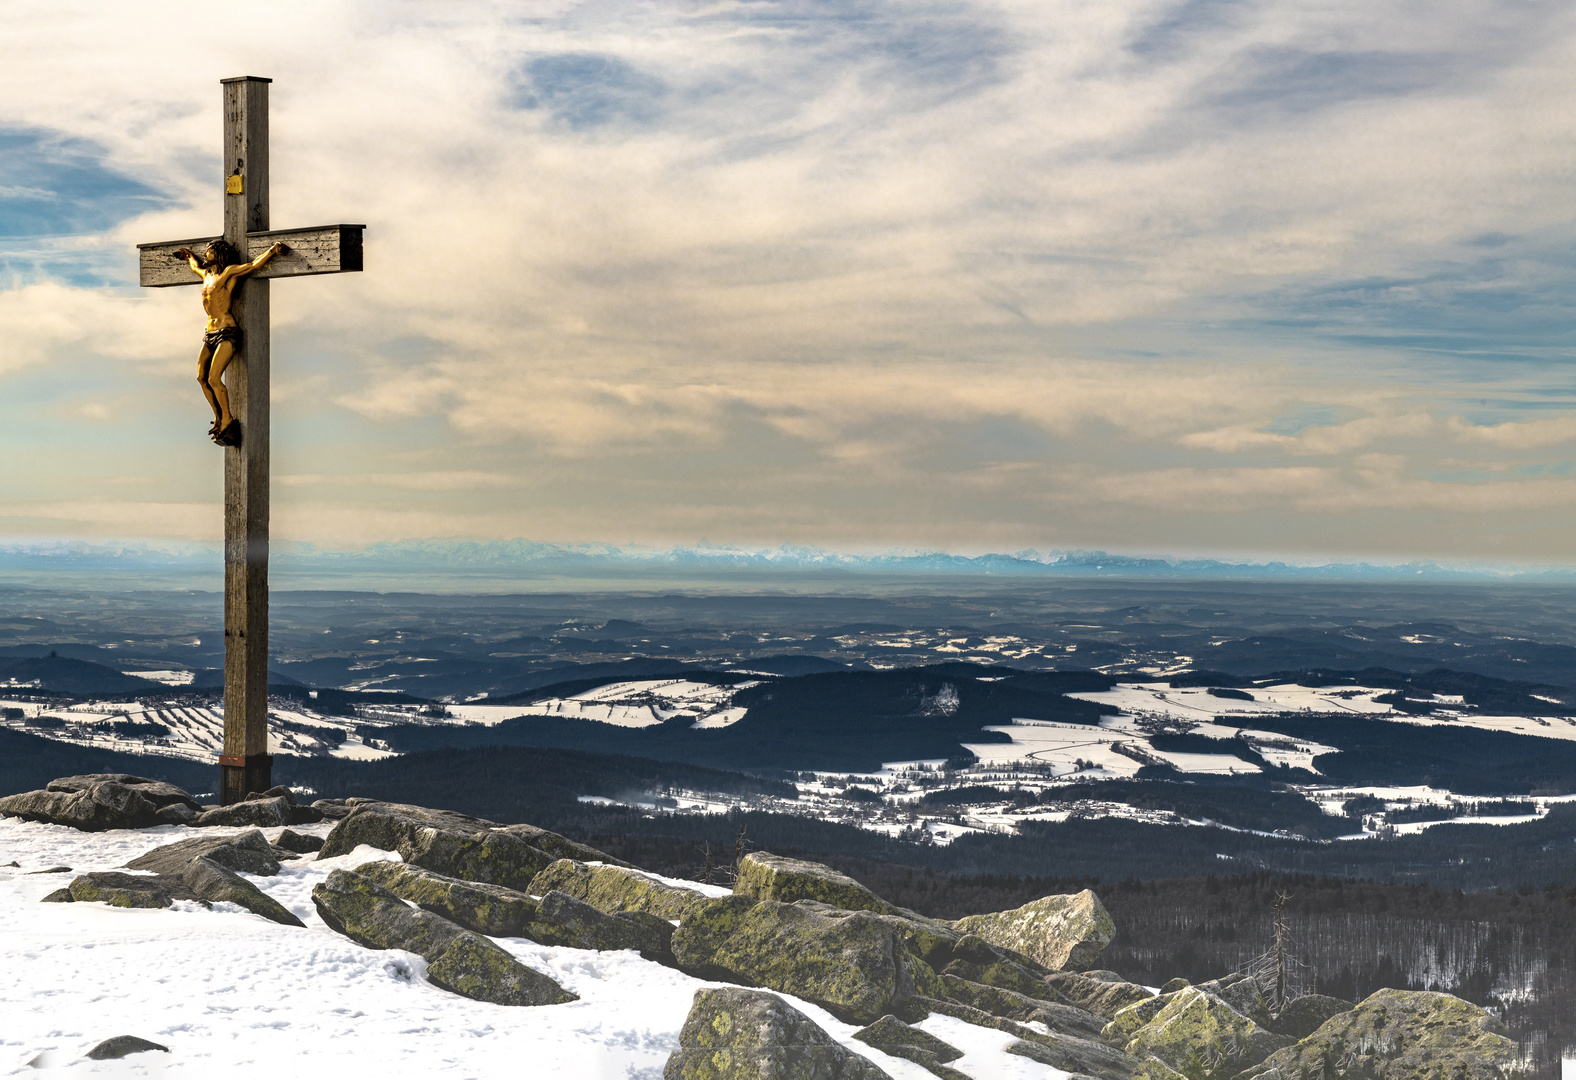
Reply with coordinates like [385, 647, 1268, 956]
[202, 326, 241, 351]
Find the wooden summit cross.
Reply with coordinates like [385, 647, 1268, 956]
[137, 77, 364, 804]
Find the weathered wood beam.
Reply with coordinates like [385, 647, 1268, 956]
[221, 75, 272, 806]
[137, 223, 364, 287]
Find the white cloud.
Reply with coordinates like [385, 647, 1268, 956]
[2, 1, 1576, 558]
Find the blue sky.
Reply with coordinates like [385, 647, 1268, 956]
[1, 0, 1573, 563]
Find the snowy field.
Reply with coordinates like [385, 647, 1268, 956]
[0, 818, 1065, 1079]
[1068, 683, 1576, 745]
[1066, 682, 1398, 719]
[469, 679, 754, 730]
[1380, 712, 1576, 744]
[961, 720, 1141, 777]
[0, 698, 389, 765]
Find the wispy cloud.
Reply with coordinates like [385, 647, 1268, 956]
[0, 0, 1573, 559]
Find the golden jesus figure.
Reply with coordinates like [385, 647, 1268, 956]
[174, 238, 287, 446]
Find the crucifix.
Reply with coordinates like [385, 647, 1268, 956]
[137, 77, 364, 804]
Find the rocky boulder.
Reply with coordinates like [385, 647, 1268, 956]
[938, 974, 1107, 1040]
[784, 897, 1055, 995]
[530, 890, 675, 963]
[274, 828, 324, 855]
[1191, 973, 1271, 1028]
[1236, 988, 1519, 1080]
[65, 871, 203, 908]
[317, 802, 606, 892]
[1264, 993, 1353, 1041]
[310, 869, 576, 1007]
[1003, 1032, 1148, 1080]
[85, 1036, 169, 1061]
[1046, 970, 1157, 1020]
[672, 895, 941, 1025]
[734, 851, 898, 915]
[1120, 986, 1291, 1080]
[497, 822, 631, 866]
[124, 829, 285, 877]
[180, 856, 304, 926]
[663, 987, 893, 1080]
[0, 775, 202, 831]
[311, 799, 355, 820]
[852, 1015, 966, 1079]
[352, 860, 539, 938]
[938, 933, 1057, 998]
[952, 888, 1115, 972]
[317, 801, 505, 858]
[1102, 993, 1175, 1045]
[529, 858, 712, 922]
[192, 796, 294, 828]
[424, 934, 576, 1009]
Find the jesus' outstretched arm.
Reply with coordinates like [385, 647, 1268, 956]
[229, 240, 287, 279]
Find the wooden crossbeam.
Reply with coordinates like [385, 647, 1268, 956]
[137, 224, 364, 287]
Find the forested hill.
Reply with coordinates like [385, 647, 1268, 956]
[364, 666, 1116, 771]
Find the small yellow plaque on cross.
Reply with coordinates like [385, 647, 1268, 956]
[226, 174, 243, 194]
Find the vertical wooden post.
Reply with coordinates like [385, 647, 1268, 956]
[218, 76, 272, 804]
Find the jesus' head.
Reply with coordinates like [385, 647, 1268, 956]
[201, 240, 239, 269]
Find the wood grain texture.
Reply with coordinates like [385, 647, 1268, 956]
[137, 224, 365, 287]
[221, 77, 272, 803]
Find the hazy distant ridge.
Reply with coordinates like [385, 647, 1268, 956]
[0, 538, 1567, 581]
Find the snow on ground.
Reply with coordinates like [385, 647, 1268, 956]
[0, 700, 373, 765]
[504, 679, 756, 730]
[1235, 731, 1339, 773]
[1069, 683, 1576, 748]
[119, 671, 195, 687]
[1386, 814, 1544, 835]
[1378, 712, 1576, 744]
[1144, 750, 1259, 775]
[1067, 682, 1397, 719]
[0, 818, 1066, 1079]
[961, 720, 1142, 778]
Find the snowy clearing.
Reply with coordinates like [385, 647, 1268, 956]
[505, 679, 756, 730]
[961, 720, 1142, 778]
[1067, 682, 1398, 720]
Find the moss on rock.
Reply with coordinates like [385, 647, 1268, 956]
[1121, 987, 1291, 1080]
[311, 869, 575, 1007]
[426, 935, 578, 1006]
[353, 860, 538, 938]
[528, 890, 675, 963]
[852, 1015, 968, 1080]
[663, 987, 893, 1080]
[1263, 993, 1353, 1041]
[126, 829, 282, 877]
[528, 859, 711, 922]
[496, 823, 627, 866]
[181, 856, 304, 927]
[952, 888, 1116, 972]
[734, 852, 896, 914]
[1237, 988, 1519, 1080]
[1102, 994, 1175, 1045]
[672, 896, 939, 1025]
[1003, 1033, 1148, 1080]
[938, 974, 1106, 1040]
[66, 871, 200, 909]
[400, 826, 555, 892]
[1046, 970, 1157, 1020]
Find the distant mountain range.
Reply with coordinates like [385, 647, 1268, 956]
[0, 538, 1570, 583]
